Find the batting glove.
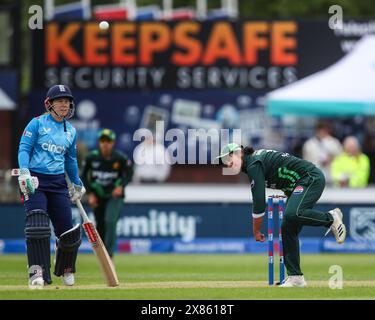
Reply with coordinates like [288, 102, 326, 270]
[18, 168, 39, 197]
[69, 182, 86, 203]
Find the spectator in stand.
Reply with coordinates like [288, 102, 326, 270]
[331, 136, 370, 188]
[363, 125, 375, 185]
[133, 135, 171, 183]
[302, 121, 342, 185]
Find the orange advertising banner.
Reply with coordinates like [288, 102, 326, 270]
[31, 20, 349, 90]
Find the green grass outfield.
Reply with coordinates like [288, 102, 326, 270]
[0, 254, 374, 299]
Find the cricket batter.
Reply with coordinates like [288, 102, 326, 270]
[217, 143, 346, 287]
[81, 128, 133, 257]
[18, 84, 85, 289]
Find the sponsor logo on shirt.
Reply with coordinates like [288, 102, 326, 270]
[23, 130, 32, 138]
[293, 186, 304, 195]
[42, 127, 51, 134]
[41, 141, 66, 154]
[92, 161, 100, 168]
[92, 170, 118, 186]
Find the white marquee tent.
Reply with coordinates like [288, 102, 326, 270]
[266, 35, 375, 116]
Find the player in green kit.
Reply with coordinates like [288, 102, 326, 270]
[82, 129, 133, 257]
[217, 143, 346, 287]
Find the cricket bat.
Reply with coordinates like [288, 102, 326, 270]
[65, 173, 119, 287]
[74, 199, 119, 287]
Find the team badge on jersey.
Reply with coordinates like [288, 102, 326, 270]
[42, 127, 51, 134]
[293, 186, 304, 195]
[113, 161, 120, 170]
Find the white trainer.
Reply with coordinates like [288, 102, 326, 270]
[279, 275, 307, 288]
[325, 208, 346, 244]
[28, 276, 44, 290]
[62, 273, 75, 286]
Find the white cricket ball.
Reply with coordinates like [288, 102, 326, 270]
[99, 21, 109, 30]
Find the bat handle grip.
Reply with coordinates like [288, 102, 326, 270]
[75, 199, 90, 223]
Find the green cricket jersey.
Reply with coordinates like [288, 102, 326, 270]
[243, 149, 317, 214]
[81, 149, 134, 199]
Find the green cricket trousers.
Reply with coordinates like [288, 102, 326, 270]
[93, 197, 123, 257]
[282, 168, 334, 276]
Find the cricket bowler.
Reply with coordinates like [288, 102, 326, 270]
[17, 84, 85, 289]
[217, 143, 346, 287]
[81, 128, 133, 258]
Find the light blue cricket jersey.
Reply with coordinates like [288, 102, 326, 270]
[18, 113, 81, 185]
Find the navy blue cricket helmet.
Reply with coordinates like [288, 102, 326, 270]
[44, 84, 75, 119]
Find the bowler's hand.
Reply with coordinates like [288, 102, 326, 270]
[254, 231, 265, 242]
[252, 216, 265, 242]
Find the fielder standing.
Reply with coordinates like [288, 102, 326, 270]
[81, 128, 133, 258]
[217, 143, 346, 287]
[18, 84, 85, 289]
